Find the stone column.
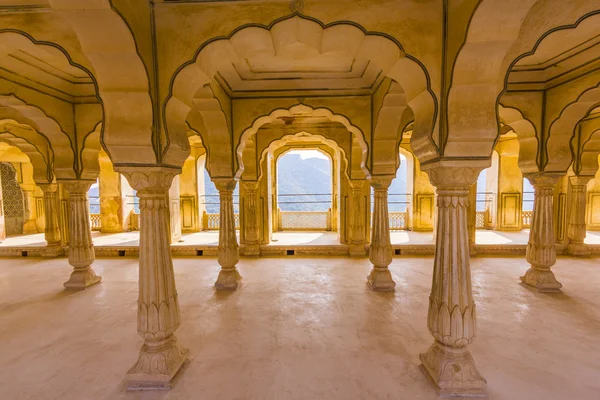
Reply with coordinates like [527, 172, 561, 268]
[242, 181, 260, 256]
[419, 166, 486, 397]
[168, 175, 182, 243]
[367, 176, 395, 291]
[62, 181, 102, 289]
[467, 183, 477, 255]
[521, 173, 563, 292]
[39, 183, 63, 256]
[348, 180, 367, 256]
[566, 175, 591, 256]
[118, 167, 189, 390]
[214, 178, 242, 290]
[21, 186, 38, 234]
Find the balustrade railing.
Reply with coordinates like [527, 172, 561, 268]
[522, 210, 533, 228]
[202, 211, 240, 230]
[389, 211, 408, 230]
[89, 214, 101, 231]
[476, 211, 486, 229]
[278, 209, 332, 231]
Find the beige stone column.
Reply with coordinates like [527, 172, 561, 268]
[39, 183, 63, 256]
[242, 181, 260, 256]
[348, 180, 367, 256]
[367, 176, 395, 291]
[419, 166, 486, 397]
[215, 178, 242, 290]
[21, 186, 38, 234]
[521, 173, 563, 292]
[118, 167, 189, 389]
[61, 181, 102, 289]
[467, 183, 477, 254]
[0, 171, 5, 241]
[566, 175, 591, 256]
[168, 175, 182, 243]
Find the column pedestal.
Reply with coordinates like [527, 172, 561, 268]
[566, 176, 591, 257]
[62, 181, 101, 289]
[348, 180, 367, 256]
[119, 167, 189, 390]
[39, 183, 63, 257]
[419, 165, 486, 397]
[215, 179, 242, 291]
[521, 173, 563, 292]
[367, 176, 395, 291]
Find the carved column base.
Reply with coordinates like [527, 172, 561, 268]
[42, 244, 64, 258]
[23, 220, 38, 234]
[520, 267, 562, 292]
[63, 267, 102, 289]
[126, 335, 189, 390]
[215, 267, 242, 291]
[366, 267, 396, 292]
[244, 243, 260, 257]
[419, 341, 487, 397]
[566, 242, 590, 257]
[349, 243, 367, 257]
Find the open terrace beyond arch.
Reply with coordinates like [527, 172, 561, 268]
[0, 3, 600, 399]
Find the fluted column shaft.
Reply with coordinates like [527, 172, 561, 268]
[39, 183, 62, 256]
[242, 181, 260, 256]
[348, 180, 367, 256]
[521, 173, 563, 292]
[419, 166, 486, 397]
[367, 176, 395, 291]
[118, 168, 189, 390]
[566, 175, 591, 256]
[62, 181, 101, 289]
[215, 178, 242, 290]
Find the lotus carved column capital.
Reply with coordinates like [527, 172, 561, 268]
[61, 179, 95, 194]
[426, 166, 482, 190]
[116, 166, 180, 195]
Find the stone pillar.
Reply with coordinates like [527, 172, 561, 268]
[419, 166, 486, 397]
[214, 178, 242, 291]
[348, 180, 367, 256]
[61, 181, 102, 289]
[566, 175, 591, 256]
[367, 176, 395, 291]
[0, 171, 5, 241]
[467, 183, 477, 255]
[168, 175, 182, 243]
[39, 183, 63, 256]
[242, 181, 260, 256]
[521, 173, 563, 292]
[118, 167, 189, 390]
[21, 187, 38, 234]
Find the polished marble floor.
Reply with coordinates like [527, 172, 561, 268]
[0, 256, 599, 399]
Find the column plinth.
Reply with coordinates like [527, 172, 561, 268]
[419, 166, 486, 397]
[242, 181, 260, 256]
[39, 183, 63, 257]
[215, 179, 241, 291]
[566, 175, 591, 257]
[62, 181, 101, 289]
[348, 180, 367, 257]
[118, 167, 189, 390]
[367, 176, 395, 291]
[522, 173, 563, 292]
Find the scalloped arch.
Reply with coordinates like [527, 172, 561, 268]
[165, 14, 437, 171]
[498, 104, 539, 174]
[546, 83, 600, 172]
[236, 104, 368, 180]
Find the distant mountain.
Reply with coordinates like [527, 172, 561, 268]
[201, 153, 410, 213]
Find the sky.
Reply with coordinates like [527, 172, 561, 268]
[288, 149, 328, 160]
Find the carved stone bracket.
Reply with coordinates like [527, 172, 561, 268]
[419, 165, 486, 397]
[214, 178, 242, 291]
[522, 173, 563, 292]
[116, 167, 189, 390]
[61, 180, 101, 289]
[367, 175, 395, 291]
